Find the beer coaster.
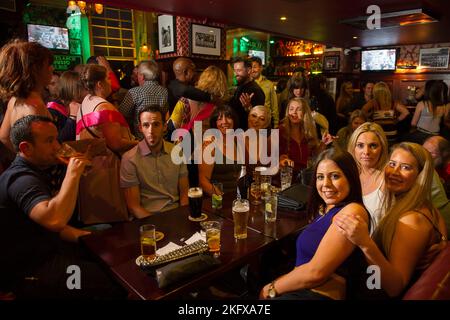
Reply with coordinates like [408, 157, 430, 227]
[188, 213, 208, 222]
[155, 231, 164, 242]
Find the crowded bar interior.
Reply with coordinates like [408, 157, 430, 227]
[0, 0, 449, 305]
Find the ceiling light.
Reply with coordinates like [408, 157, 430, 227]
[280, 16, 287, 21]
[353, 36, 358, 39]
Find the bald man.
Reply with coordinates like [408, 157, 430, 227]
[167, 57, 211, 113]
[423, 135, 450, 183]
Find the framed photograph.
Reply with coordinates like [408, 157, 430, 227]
[158, 14, 176, 54]
[191, 23, 221, 56]
[323, 55, 340, 72]
[419, 47, 449, 69]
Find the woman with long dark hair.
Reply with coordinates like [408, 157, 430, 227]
[260, 147, 369, 300]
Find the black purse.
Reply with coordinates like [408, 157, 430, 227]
[148, 254, 221, 289]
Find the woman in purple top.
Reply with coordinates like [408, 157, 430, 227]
[260, 147, 369, 300]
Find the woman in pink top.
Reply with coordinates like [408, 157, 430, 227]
[77, 64, 136, 155]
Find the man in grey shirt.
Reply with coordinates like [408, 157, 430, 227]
[120, 105, 189, 218]
[119, 60, 168, 138]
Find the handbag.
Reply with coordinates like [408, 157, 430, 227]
[75, 104, 129, 225]
[278, 183, 311, 211]
[152, 254, 221, 289]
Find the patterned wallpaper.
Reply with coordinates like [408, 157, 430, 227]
[157, 16, 226, 60]
[397, 43, 450, 70]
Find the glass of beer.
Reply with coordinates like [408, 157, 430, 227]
[201, 220, 222, 257]
[232, 199, 250, 239]
[140, 224, 157, 262]
[188, 187, 203, 219]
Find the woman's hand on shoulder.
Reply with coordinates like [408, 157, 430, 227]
[333, 203, 371, 248]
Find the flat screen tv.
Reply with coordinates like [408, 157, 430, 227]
[248, 49, 265, 65]
[27, 24, 69, 51]
[361, 48, 397, 71]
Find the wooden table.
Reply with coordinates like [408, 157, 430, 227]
[203, 193, 310, 240]
[82, 205, 273, 300]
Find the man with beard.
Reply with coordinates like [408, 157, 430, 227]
[230, 57, 265, 130]
[251, 56, 279, 128]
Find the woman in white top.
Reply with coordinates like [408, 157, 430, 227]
[348, 122, 389, 232]
[411, 80, 450, 143]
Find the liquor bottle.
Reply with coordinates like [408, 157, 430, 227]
[237, 165, 249, 200]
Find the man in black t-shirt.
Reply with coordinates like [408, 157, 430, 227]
[0, 115, 124, 299]
[229, 57, 265, 130]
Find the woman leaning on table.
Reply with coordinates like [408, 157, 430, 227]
[260, 147, 369, 300]
[334, 142, 447, 298]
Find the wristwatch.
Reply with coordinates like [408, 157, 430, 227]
[268, 281, 278, 298]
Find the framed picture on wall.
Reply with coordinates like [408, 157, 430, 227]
[323, 55, 340, 72]
[158, 14, 176, 54]
[191, 23, 221, 56]
[419, 47, 449, 69]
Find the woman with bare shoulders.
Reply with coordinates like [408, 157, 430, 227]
[347, 122, 389, 232]
[335, 142, 447, 298]
[0, 40, 54, 151]
[77, 64, 137, 155]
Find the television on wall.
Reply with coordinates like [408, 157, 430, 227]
[361, 48, 398, 71]
[248, 49, 265, 65]
[27, 24, 70, 51]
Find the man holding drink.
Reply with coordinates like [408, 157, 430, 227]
[0, 115, 124, 299]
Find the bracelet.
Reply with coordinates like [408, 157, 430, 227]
[69, 115, 77, 120]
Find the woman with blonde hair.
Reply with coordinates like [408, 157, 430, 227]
[335, 142, 447, 298]
[279, 97, 333, 178]
[347, 122, 389, 231]
[336, 110, 366, 150]
[170, 65, 228, 132]
[362, 82, 409, 143]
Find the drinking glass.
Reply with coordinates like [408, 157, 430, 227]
[140, 224, 157, 262]
[232, 199, 250, 239]
[280, 166, 293, 191]
[212, 182, 223, 209]
[201, 220, 222, 257]
[250, 182, 262, 205]
[188, 187, 203, 218]
[264, 193, 278, 223]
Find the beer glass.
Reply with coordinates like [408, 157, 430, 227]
[140, 224, 157, 262]
[232, 199, 250, 239]
[201, 220, 222, 257]
[188, 187, 203, 218]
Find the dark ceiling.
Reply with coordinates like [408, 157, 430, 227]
[95, 0, 450, 48]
